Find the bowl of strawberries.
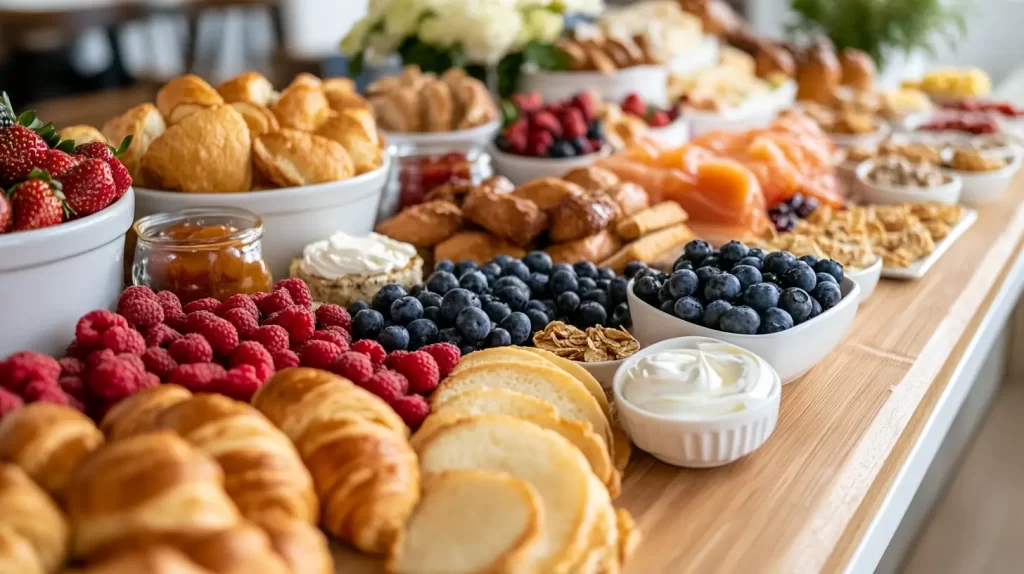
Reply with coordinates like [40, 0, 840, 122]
[489, 92, 611, 185]
[0, 95, 136, 357]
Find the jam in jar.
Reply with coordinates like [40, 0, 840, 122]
[132, 207, 272, 303]
[395, 145, 491, 209]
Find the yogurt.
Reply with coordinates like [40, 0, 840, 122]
[620, 341, 775, 416]
[298, 231, 417, 279]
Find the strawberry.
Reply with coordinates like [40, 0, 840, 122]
[75, 139, 132, 198]
[59, 158, 116, 216]
[558, 108, 587, 139]
[648, 110, 671, 127]
[9, 177, 65, 231]
[621, 93, 647, 117]
[0, 126, 46, 184]
[36, 149, 79, 178]
[0, 193, 10, 232]
[74, 141, 113, 161]
[511, 92, 542, 114]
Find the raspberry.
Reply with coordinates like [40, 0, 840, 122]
[223, 308, 259, 338]
[22, 380, 68, 406]
[87, 358, 144, 399]
[270, 349, 300, 371]
[310, 330, 350, 352]
[142, 347, 178, 380]
[189, 314, 239, 356]
[59, 357, 85, 377]
[167, 363, 226, 393]
[0, 387, 23, 416]
[622, 93, 646, 117]
[250, 292, 270, 307]
[530, 111, 562, 137]
[86, 349, 115, 371]
[351, 339, 386, 368]
[0, 351, 61, 393]
[156, 291, 185, 329]
[100, 327, 146, 355]
[273, 278, 312, 309]
[258, 290, 293, 316]
[58, 376, 85, 400]
[322, 326, 352, 345]
[120, 285, 156, 302]
[212, 365, 262, 401]
[117, 353, 146, 374]
[360, 369, 407, 404]
[164, 310, 188, 332]
[648, 110, 670, 127]
[169, 334, 214, 364]
[183, 297, 220, 314]
[217, 294, 259, 319]
[527, 130, 553, 157]
[570, 92, 597, 122]
[391, 394, 430, 430]
[558, 107, 587, 139]
[145, 324, 181, 348]
[389, 351, 440, 395]
[230, 341, 273, 370]
[141, 373, 161, 389]
[155, 290, 182, 311]
[75, 310, 129, 349]
[297, 340, 343, 370]
[184, 310, 217, 332]
[315, 304, 351, 330]
[247, 325, 290, 352]
[65, 340, 88, 359]
[383, 350, 410, 370]
[330, 351, 374, 385]
[265, 305, 315, 345]
[420, 343, 461, 379]
[117, 296, 164, 329]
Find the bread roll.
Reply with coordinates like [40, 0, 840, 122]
[755, 43, 796, 78]
[270, 85, 330, 132]
[253, 129, 354, 186]
[101, 103, 166, 183]
[0, 463, 69, 573]
[839, 48, 877, 91]
[156, 75, 224, 124]
[315, 108, 383, 175]
[57, 125, 106, 146]
[216, 72, 275, 106]
[229, 101, 279, 138]
[797, 46, 841, 104]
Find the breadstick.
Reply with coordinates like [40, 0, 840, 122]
[614, 202, 689, 240]
[600, 223, 695, 272]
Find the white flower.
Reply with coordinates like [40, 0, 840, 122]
[516, 7, 564, 46]
[560, 0, 604, 16]
[341, 16, 378, 55]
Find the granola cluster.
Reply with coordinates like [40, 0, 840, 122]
[533, 321, 640, 362]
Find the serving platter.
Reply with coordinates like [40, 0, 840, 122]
[881, 207, 978, 279]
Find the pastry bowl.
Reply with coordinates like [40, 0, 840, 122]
[626, 277, 861, 384]
[133, 156, 391, 280]
[940, 148, 1023, 206]
[520, 65, 669, 107]
[854, 160, 962, 205]
[0, 189, 136, 357]
[487, 142, 611, 185]
[383, 120, 501, 149]
[846, 256, 883, 303]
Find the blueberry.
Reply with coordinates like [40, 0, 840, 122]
[684, 239, 713, 263]
[409, 284, 425, 296]
[609, 277, 629, 304]
[483, 300, 512, 323]
[549, 139, 576, 158]
[764, 251, 797, 276]
[595, 278, 611, 292]
[704, 273, 742, 302]
[479, 293, 495, 304]
[703, 299, 733, 329]
[493, 275, 529, 294]
[667, 269, 699, 298]
[573, 261, 598, 279]
[480, 262, 502, 283]
[455, 307, 492, 343]
[503, 259, 531, 282]
[660, 299, 676, 315]
[426, 271, 460, 294]
[551, 263, 575, 276]
[417, 291, 443, 309]
[440, 288, 481, 322]
[352, 309, 385, 340]
[673, 258, 694, 272]
[491, 254, 517, 268]
[610, 302, 631, 328]
[719, 306, 760, 334]
[597, 267, 616, 280]
[633, 277, 661, 303]
[526, 309, 549, 332]
[460, 344, 477, 356]
[582, 289, 609, 309]
[438, 327, 462, 346]
[674, 296, 704, 323]
[348, 300, 369, 316]
[390, 296, 423, 324]
[577, 277, 597, 293]
[778, 287, 813, 324]
[516, 274, 543, 299]
[587, 120, 605, 141]
[747, 248, 768, 260]
[407, 318, 439, 349]
[761, 272, 780, 285]
[700, 255, 720, 269]
[550, 270, 579, 294]
[798, 255, 820, 268]
[816, 272, 837, 286]
[759, 307, 794, 334]
[434, 259, 454, 273]
[459, 270, 490, 294]
[809, 297, 822, 319]
[635, 268, 665, 283]
[694, 266, 722, 287]
[378, 325, 410, 351]
[659, 282, 675, 304]
[730, 265, 762, 290]
[484, 327, 512, 348]
[523, 300, 545, 313]
[742, 283, 780, 312]
[810, 281, 842, 311]
[499, 312, 532, 345]
[735, 256, 763, 270]
[423, 306, 443, 325]
[719, 240, 749, 267]
[624, 260, 647, 278]
[556, 291, 581, 315]
[521, 251, 551, 273]
[454, 260, 478, 278]
[814, 259, 844, 283]
[497, 285, 530, 312]
[540, 299, 557, 316]
[782, 262, 817, 292]
[372, 284, 407, 314]
[577, 301, 607, 327]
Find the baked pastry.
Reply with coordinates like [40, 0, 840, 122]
[839, 48, 876, 91]
[600, 222, 695, 272]
[0, 403, 104, 501]
[512, 178, 585, 211]
[549, 192, 621, 242]
[102, 103, 166, 183]
[322, 77, 356, 94]
[253, 129, 354, 187]
[227, 101, 279, 138]
[453, 78, 498, 129]
[141, 105, 252, 193]
[369, 65, 497, 132]
[480, 175, 515, 195]
[797, 45, 841, 104]
[64, 432, 241, 560]
[755, 43, 796, 79]
[68, 546, 216, 574]
[433, 231, 526, 265]
[420, 80, 454, 132]
[375, 200, 464, 248]
[545, 230, 622, 265]
[315, 107, 383, 174]
[614, 201, 689, 239]
[287, 72, 322, 90]
[387, 469, 542, 574]
[325, 88, 372, 114]
[562, 166, 619, 193]
[57, 125, 106, 146]
[603, 182, 649, 217]
[252, 369, 419, 554]
[270, 85, 330, 132]
[422, 179, 476, 205]
[155, 74, 225, 124]
[371, 87, 421, 133]
[173, 522, 292, 574]
[216, 72, 275, 106]
[258, 516, 334, 574]
[0, 463, 69, 574]
[461, 187, 548, 247]
[100, 385, 193, 441]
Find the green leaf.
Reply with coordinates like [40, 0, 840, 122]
[349, 52, 365, 77]
[56, 139, 76, 154]
[500, 100, 519, 126]
[523, 41, 571, 71]
[114, 135, 133, 157]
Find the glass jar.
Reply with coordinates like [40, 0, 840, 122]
[132, 207, 273, 303]
[378, 143, 493, 221]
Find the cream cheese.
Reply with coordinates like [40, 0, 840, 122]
[298, 231, 416, 279]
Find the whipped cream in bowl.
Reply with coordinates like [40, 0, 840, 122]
[298, 231, 417, 279]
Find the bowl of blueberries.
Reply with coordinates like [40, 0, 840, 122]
[626, 239, 861, 384]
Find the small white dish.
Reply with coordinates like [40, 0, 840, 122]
[846, 256, 883, 302]
[488, 142, 610, 185]
[854, 160, 962, 205]
[881, 208, 978, 279]
[383, 120, 501, 148]
[626, 277, 861, 384]
[647, 115, 690, 147]
[520, 65, 669, 107]
[941, 149, 1023, 206]
[829, 122, 891, 149]
[612, 336, 781, 468]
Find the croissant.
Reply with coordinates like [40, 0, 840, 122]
[0, 403, 104, 502]
[252, 368, 419, 554]
[100, 385, 193, 441]
[0, 463, 69, 574]
[64, 546, 216, 574]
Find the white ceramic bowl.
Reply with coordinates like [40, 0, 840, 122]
[577, 358, 626, 392]
[846, 256, 883, 303]
[626, 277, 861, 384]
[0, 190, 136, 357]
[648, 116, 690, 148]
[133, 158, 390, 280]
[383, 120, 501, 149]
[941, 149, 1023, 206]
[488, 143, 609, 185]
[854, 160, 962, 205]
[684, 86, 792, 138]
[520, 65, 669, 107]
[612, 336, 781, 467]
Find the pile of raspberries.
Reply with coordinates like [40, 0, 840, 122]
[0, 279, 461, 430]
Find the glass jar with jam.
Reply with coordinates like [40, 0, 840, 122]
[378, 143, 492, 220]
[132, 207, 273, 303]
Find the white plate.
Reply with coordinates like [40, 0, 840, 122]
[488, 142, 609, 185]
[881, 208, 979, 279]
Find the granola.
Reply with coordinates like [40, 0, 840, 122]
[945, 148, 1006, 172]
[533, 321, 640, 362]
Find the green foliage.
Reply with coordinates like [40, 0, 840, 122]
[788, 0, 966, 66]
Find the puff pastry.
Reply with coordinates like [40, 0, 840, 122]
[102, 103, 166, 183]
[287, 72, 322, 90]
[461, 187, 549, 247]
[216, 72, 274, 106]
[69, 546, 216, 574]
[253, 129, 354, 187]
[371, 87, 421, 133]
[141, 105, 252, 193]
[156, 74, 224, 124]
[270, 85, 330, 131]
[420, 79, 454, 132]
[562, 166, 619, 193]
[434, 231, 527, 265]
[549, 191, 621, 242]
[57, 125, 106, 146]
[512, 178, 585, 211]
[322, 77, 356, 94]
[229, 101, 279, 138]
[375, 200, 464, 248]
[604, 182, 649, 218]
[545, 230, 623, 265]
[0, 463, 69, 574]
[315, 108, 382, 175]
